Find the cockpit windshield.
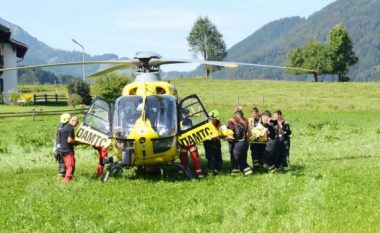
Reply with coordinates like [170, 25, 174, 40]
[113, 95, 177, 137]
[145, 95, 177, 137]
[113, 96, 143, 136]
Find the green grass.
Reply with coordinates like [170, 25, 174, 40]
[1, 80, 380, 232]
[0, 105, 87, 113]
[18, 84, 67, 95]
[172, 79, 380, 110]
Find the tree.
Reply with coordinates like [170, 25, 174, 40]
[67, 94, 82, 110]
[67, 79, 92, 105]
[187, 16, 227, 78]
[91, 73, 131, 102]
[326, 24, 358, 82]
[287, 24, 358, 82]
[287, 41, 332, 82]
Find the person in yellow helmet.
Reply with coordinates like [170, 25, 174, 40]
[203, 110, 223, 175]
[54, 113, 71, 177]
[60, 116, 79, 182]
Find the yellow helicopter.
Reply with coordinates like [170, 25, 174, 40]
[0, 51, 315, 180]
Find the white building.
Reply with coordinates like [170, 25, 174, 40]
[0, 24, 28, 103]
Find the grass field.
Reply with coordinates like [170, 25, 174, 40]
[0, 80, 379, 232]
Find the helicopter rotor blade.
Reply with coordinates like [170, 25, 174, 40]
[0, 56, 316, 76]
[0, 60, 139, 73]
[149, 59, 239, 68]
[150, 59, 316, 73]
[232, 62, 316, 73]
[88, 64, 135, 78]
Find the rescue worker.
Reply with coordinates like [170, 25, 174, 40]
[54, 113, 71, 177]
[179, 108, 204, 178]
[248, 107, 266, 168]
[203, 110, 222, 175]
[59, 116, 79, 182]
[94, 146, 108, 178]
[231, 110, 252, 176]
[273, 110, 292, 170]
[227, 106, 249, 172]
[261, 111, 279, 173]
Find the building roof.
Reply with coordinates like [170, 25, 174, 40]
[0, 24, 28, 58]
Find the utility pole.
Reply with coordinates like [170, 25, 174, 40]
[71, 39, 86, 82]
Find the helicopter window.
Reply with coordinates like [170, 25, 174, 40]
[83, 98, 111, 134]
[146, 95, 177, 137]
[179, 96, 208, 132]
[113, 96, 143, 136]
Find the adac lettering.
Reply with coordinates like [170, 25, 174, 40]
[180, 127, 211, 146]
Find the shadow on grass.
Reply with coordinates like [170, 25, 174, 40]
[287, 164, 305, 177]
[88, 157, 307, 182]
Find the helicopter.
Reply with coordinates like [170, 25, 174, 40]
[0, 51, 316, 180]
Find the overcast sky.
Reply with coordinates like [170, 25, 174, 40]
[1, 0, 336, 71]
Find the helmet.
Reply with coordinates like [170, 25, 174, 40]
[208, 110, 220, 121]
[181, 108, 190, 115]
[60, 113, 71, 124]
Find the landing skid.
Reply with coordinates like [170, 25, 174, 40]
[102, 162, 193, 182]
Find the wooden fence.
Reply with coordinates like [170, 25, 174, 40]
[33, 94, 67, 104]
[0, 108, 88, 120]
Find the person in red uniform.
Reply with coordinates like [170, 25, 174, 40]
[59, 116, 79, 182]
[54, 113, 71, 177]
[179, 108, 204, 178]
[93, 146, 109, 178]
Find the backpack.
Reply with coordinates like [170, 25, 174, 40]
[53, 123, 65, 160]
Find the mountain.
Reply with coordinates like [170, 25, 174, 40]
[191, 0, 380, 81]
[3, 0, 380, 81]
[0, 17, 119, 78]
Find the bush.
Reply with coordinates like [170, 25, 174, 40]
[67, 79, 92, 105]
[68, 93, 83, 109]
[8, 91, 21, 105]
[91, 73, 131, 102]
[20, 93, 34, 106]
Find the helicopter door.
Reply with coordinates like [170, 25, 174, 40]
[177, 94, 219, 146]
[75, 97, 112, 148]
